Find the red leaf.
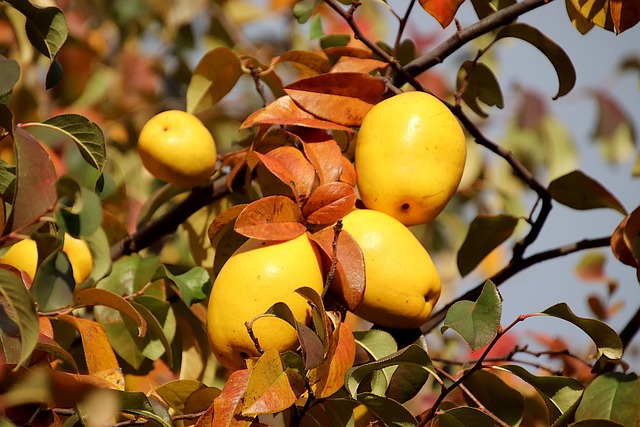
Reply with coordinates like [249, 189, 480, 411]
[251, 147, 317, 204]
[420, 0, 466, 28]
[284, 73, 385, 127]
[303, 182, 356, 225]
[611, 0, 640, 33]
[310, 225, 365, 311]
[300, 136, 344, 185]
[234, 196, 306, 240]
[3, 127, 57, 235]
[241, 96, 352, 132]
[213, 369, 254, 427]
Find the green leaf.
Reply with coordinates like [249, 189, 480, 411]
[131, 296, 176, 365]
[457, 215, 519, 277]
[549, 170, 627, 215]
[73, 288, 146, 336]
[495, 23, 576, 99]
[0, 269, 39, 369]
[293, 0, 322, 24]
[154, 379, 206, 414]
[570, 420, 626, 427]
[496, 364, 583, 423]
[23, 114, 106, 173]
[357, 392, 417, 427]
[471, 0, 517, 20]
[457, 61, 504, 118]
[45, 58, 63, 89]
[3, 127, 57, 236]
[541, 303, 623, 361]
[136, 184, 188, 228]
[0, 55, 20, 96]
[345, 344, 435, 399]
[353, 329, 398, 361]
[55, 176, 102, 238]
[186, 47, 244, 115]
[386, 363, 431, 404]
[31, 234, 73, 312]
[157, 265, 211, 306]
[83, 226, 111, 284]
[117, 391, 172, 427]
[575, 372, 640, 425]
[437, 407, 502, 427]
[442, 281, 502, 350]
[462, 370, 524, 426]
[5, 0, 68, 58]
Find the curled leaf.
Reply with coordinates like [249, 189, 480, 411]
[610, 205, 640, 268]
[457, 61, 504, 118]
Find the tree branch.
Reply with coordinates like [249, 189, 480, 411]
[421, 236, 612, 333]
[393, 0, 554, 87]
[109, 177, 231, 261]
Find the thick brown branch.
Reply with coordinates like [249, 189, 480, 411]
[421, 236, 612, 334]
[394, 0, 554, 86]
[109, 177, 231, 261]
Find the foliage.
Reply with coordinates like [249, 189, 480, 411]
[0, 0, 639, 426]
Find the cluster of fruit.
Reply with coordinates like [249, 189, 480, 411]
[136, 92, 466, 371]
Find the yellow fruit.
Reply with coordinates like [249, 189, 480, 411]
[207, 233, 324, 371]
[138, 110, 217, 188]
[341, 209, 441, 329]
[0, 235, 93, 284]
[0, 238, 38, 279]
[63, 234, 93, 284]
[355, 92, 466, 226]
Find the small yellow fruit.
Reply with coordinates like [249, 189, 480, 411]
[355, 91, 466, 226]
[0, 234, 93, 284]
[0, 238, 38, 279]
[138, 110, 217, 188]
[63, 234, 93, 284]
[341, 209, 441, 329]
[207, 233, 324, 371]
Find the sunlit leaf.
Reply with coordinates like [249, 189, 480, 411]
[591, 90, 636, 164]
[575, 372, 640, 425]
[300, 134, 344, 185]
[549, 170, 627, 215]
[22, 114, 106, 173]
[187, 47, 244, 114]
[309, 322, 356, 398]
[3, 127, 57, 236]
[5, 0, 67, 58]
[154, 379, 206, 414]
[160, 265, 211, 306]
[242, 349, 306, 416]
[575, 251, 607, 281]
[330, 56, 387, 74]
[419, 0, 465, 28]
[462, 370, 524, 426]
[540, 303, 623, 361]
[208, 203, 248, 244]
[241, 95, 352, 131]
[457, 61, 504, 118]
[0, 269, 39, 369]
[234, 196, 306, 240]
[345, 344, 435, 399]
[56, 315, 119, 373]
[495, 23, 576, 99]
[303, 182, 356, 225]
[565, 0, 595, 34]
[213, 369, 254, 426]
[276, 50, 331, 75]
[470, 0, 517, 19]
[442, 281, 502, 351]
[284, 72, 385, 126]
[353, 329, 398, 362]
[610, 0, 640, 33]
[610, 205, 640, 267]
[457, 214, 519, 277]
[310, 225, 365, 311]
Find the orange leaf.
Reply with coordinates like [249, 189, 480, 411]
[310, 225, 365, 311]
[56, 315, 119, 373]
[213, 369, 254, 427]
[251, 147, 317, 204]
[208, 204, 249, 244]
[275, 50, 331, 76]
[323, 46, 374, 59]
[330, 56, 387, 74]
[284, 73, 385, 127]
[300, 134, 344, 185]
[611, 206, 640, 267]
[339, 157, 357, 187]
[309, 322, 356, 398]
[242, 349, 306, 416]
[575, 252, 607, 282]
[194, 404, 215, 427]
[234, 196, 306, 240]
[303, 182, 357, 225]
[611, 0, 640, 33]
[241, 96, 352, 132]
[419, 0, 466, 28]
